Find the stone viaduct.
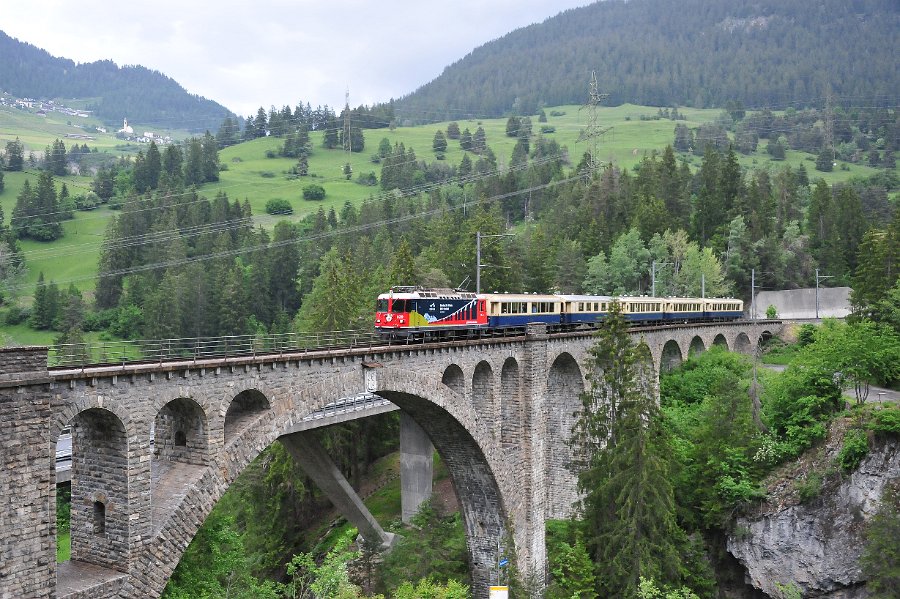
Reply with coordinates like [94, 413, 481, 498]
[0, 321, 779, 599]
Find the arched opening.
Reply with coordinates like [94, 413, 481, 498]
[441, 364, 465, 396]
[54, 425, 73, 563]
[689, 336, 706, 357]
[472, 361, 494, 419]
[661, 339, 683, 372]
[69, 408, 129, 571]
[92, 501, 106, 535]
[500, 358, 521, 448]
[155, 397, 208, 465]
[224, 390, 270, 444]
[713, 334, 729, 349]
[376, 390, 510, 599]
[734, 332, 752, 354]
[547, 352, 585, 519]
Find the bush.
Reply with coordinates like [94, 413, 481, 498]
[797, 323, 816, 346]
[302, 184, 326, 201]
[4, 305, 29, 325]
[541, 125, 556, 134]
[265, 198, 293, 215]
[838, 428, 869, 472]
[870, 407, 900, 435]
[795, 471, 823, 502]
[766, 305, 778, 319]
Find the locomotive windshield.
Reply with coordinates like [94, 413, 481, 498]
[391, 299, 410, 313]
[376, 299, 388, 312]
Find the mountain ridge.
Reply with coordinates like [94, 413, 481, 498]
[0, 30, 232, 132]
[393, 0, 899, 122]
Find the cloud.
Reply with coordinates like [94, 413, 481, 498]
[2, 0, 593, 116]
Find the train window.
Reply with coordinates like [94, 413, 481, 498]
[376, 299, 388, 312]
[391, 300, 408, 313]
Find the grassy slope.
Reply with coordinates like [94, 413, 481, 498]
[0, 103, 889, 346]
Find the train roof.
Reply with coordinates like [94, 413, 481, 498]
[480, 293, 559, 302]
[378, 287, 477, 300]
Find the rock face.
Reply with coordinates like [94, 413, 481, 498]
[727, 437, 898, 597]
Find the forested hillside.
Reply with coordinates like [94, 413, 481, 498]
[0, 31, 231, 131]
[394, 0, 899, 121]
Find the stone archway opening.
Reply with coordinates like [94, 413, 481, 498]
[500, 357, 521, 449]
[661, 339, 683, 372]
[154, 397, 208, 466]
[472, 361, 494, 420]
[69, 408, 129, 572]
[713, 334, 729, 349]
[442, 364, 465, 396]
[547, 352, 585, 520]
[375, 390, 511, 599]
[54, 423, 74, 564]
[224, 390, 270, 444]
[689, 335, 706, 357]
[734, 332, 752, 354]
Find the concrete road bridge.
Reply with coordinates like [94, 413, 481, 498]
[0, 320, 779, 599]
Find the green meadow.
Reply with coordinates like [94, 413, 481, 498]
[0, 102, 888, 339]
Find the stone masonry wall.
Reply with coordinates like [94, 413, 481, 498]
[70, 408, 130, 571]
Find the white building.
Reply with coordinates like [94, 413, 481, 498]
[118, 118, 134, 135]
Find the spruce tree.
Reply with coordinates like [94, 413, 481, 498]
[571, 300, 683, 597]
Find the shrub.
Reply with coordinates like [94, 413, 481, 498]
[766, 305, 778, 319]
[870, 407, 900, 435]
[302, 184, 326, 201]
[265, 149, 277, 158]
[541, 125, 556, 134]
[259, 171, 276, 178]
[265, 198, 293, 215]
[838, 428, 869, 472]
[795, 471, 823, 502]
[4, 305, 29, 325]
[797, 323, 816, 346]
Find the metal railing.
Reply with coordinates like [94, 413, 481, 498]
[48, 329, 383, 368]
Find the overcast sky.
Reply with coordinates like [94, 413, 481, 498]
[3, 0, 594, 117]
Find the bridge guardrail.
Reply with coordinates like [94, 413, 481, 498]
[48, 329, 383, 368]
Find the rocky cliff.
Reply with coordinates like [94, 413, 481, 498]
[726, 421, 898, 598]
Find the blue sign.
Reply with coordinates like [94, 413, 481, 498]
[499, 558, 508, 567]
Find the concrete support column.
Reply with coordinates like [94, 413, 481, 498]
[0, 348, 53, 599]
[523, 323, 549, 593]
[400, 412, 433, 523]
[280, 432, 395, 549]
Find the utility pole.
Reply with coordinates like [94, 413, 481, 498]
[815, 268, 834, 320]
[751, 268, 757, 319]
[344, 87, 352, 154]
[476, 231, 514, 294]
[577, 71, 611, 173]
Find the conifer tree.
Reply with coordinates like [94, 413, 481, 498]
[571, 300, 683, 597]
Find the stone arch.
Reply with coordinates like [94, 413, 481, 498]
[734, 332, 752, 354]
[661, 339, 683, 372]
[713, 334, 729, 349]
[224, 389, 270, 444]
[441, 363, 465, 396]
[500, 357, 521, 448]
[689, 335, 706, 357]
[154, 397, 208, 466]
[546, 352, 585, 520]
[127, 367, 520, 599]
[69, 407, 129, 572]
[472, 360, 494, 420]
